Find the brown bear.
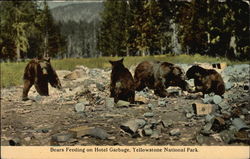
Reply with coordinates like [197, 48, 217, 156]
[22, 57, 62, 101]
[109, 58, 135, 103]
[186, 65, 225, 96]
[134, 61, 191, 97]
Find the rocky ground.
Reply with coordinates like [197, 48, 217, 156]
[1, 63, 249, 146]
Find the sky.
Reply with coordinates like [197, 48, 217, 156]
[47, 0, 103, 9]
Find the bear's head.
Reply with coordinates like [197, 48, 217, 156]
[38, 57, 62, 89]
[186, 65, 206, 80]
[109, 58, 125, 70]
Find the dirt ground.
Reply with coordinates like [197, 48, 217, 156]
[1, 64, 249, 146]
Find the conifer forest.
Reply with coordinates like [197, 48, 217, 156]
[0, 0, 249, 61]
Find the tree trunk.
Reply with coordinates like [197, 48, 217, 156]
[16, 47, 21, 61]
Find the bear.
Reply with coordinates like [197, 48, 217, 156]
[186, 65, 225, 96]
[22, 57, 62, 101]
[109, 58, 135, 103]
[134, 60, 191, 97]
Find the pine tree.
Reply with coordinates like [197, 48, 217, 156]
[97, 0, 128, 56]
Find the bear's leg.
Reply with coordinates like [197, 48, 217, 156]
[110, 87, 115, 98]
[128, 91, 135, 104]
[134, 79, 145, 91]
[154, 80, 168, 97]
[22, 79, 33, 101]
[35, 81, 49, 96]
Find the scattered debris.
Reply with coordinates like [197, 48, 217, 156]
[161, 119, 173, 128]
[115, 100, 130, 107]
[169, 128, 181, 136]
[88, 128, 110, 140]
[105, 97, 114, 108]
[51, 133, 74, 142]
[232, 118, 249, 131]
[74, 103, 86, 113]
[9, 138, 21, 146]
[120, 119, 146, 135]
[1, 63, 249, 146]
[143, 112, 154, 118]
[69, 126, 94, 138]
[213, 95, 222, 104]
[192, 103, 213, 115]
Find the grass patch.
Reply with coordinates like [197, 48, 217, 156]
[1, 54, 248, 88]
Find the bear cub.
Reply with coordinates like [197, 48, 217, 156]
[186, 65, 225, 96]
[109, 58, 135, 103]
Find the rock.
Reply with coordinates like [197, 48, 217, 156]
[144, 124, 152, 129]
[225, 82, 234, 90]
[239, 115, 245, 120]
[221, 111, 231, 119]
[75, 103, 86, 113]
[205, 114, 215, 123]
[88, 128, 110, 140]
[150, 101, 158, 107]
[218, 101, 230, 110]
[148, 119, 157, 126]
[151, 130, 160, 139]
[24, 137, 31, 142]
[169, 128, 181, 136]
[232, 118, 249, 131]
[241, 108, 249, 115]
[161, 119, 173, 128]
[22, 100, 33, 106]
[77, 98, 90, 105]
[143, 128, 153, 136]
[167, 88, 182, 96]
[213, 95, 222, 104]
[143, 112, 154, 118]
[186, 113, 194, 119]
[107, 136, 116, 140]
[105, 97, 114, 108]
[202, 94, 213, 104]
[234, 130, 249, 141]
[135, 95, 148, 103]
[220, 130, 235, 144]
[96, 83, 105, 91]
[120, 119, 146, 134]
[147, 103, 153, 110]
[51, 133, 74, 142]
[200, 123, 213, 135]
[158, 100, 166, 107]
[36, 128, 49, 133]
[196, 135, 206, 145]
[115, 100, 130, 107]
[69, 126, 94, 138]
[64, 70, 85, 80]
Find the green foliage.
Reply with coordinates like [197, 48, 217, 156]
[97, 0, 128, 56]
[98, 0, 249, 60]
[0, 1, 65, 61]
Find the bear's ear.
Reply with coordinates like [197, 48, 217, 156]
[45, 57, 50, 62]
[109, 60, 114, 65]
[119, 58, 124, 63]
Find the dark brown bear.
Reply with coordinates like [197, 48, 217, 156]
[22, 57, 62, 101]
[109, 58, 135, 103]
[134, 61, 191, 97]
[186, 65, 225, 96]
